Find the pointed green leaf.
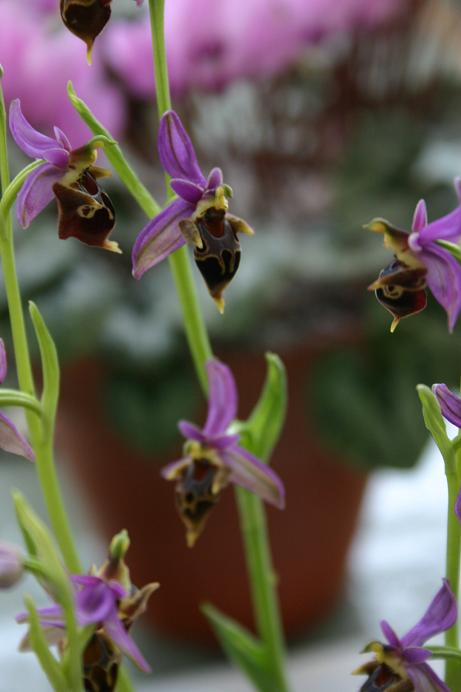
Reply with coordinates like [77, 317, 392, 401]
[417, 384, 454, 465]
[242, 353, 287, 461]
[29, 302, 60, 427]
[202, 603, 277, 692]
[24, 595, 67, 692]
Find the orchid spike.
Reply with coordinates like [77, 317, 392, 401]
[0, 339, 34, 461]
[132, 110, 253, 312]
[162, 358, 285, 546]
[356, 579, 457, 691]
[366, 180, 461, 332]
[9, 99, 119, 253]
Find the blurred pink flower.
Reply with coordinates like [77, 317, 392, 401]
[103, 0, 405, 100]
[0, 1, 126, 146]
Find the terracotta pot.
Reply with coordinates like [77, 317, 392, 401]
[58, 338, 367, 644]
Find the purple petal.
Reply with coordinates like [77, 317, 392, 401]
[380, 619, 402, 649]
[16, 604, 64, 625]
[103, 610, 151, 672]
[53, 126, 71, 152]
[432, 383, 461, 427]
[170, 178, 204, 203]
[16, 162, 61, 228]
[211, 432, 240, 450]
[412, 199, 428, 233]
[178, 420, 206, 443]
[221, 445, 285, 508]
[206, 167, 223, 191]
[420, 245, 461, 332]
[75, 580, 117, 626]
[158, 110, 206, 186]
[402, 647, 432, 664]
[417, 204, 461, 245]
[0, 339, 7, 384]
[406, 662, 450, 692]
[203, 359, 238, 437]
[401, 579, 457, 648]
[132, 198, 191, 279]
[0, 412, 34, 461]
[9, 100, 69, 168]
[454, 178, 461, 204]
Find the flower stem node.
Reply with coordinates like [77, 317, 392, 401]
[9, 99, 120, 253]
[132, 111, 254, 312]
[0, 542, 23, 589]
[60, 0, 111, 65]
[162, 359, 285, 547]
[365, 183, 461, 332]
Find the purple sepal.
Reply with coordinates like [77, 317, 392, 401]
[9, 100, 69, 168]
[203, 359, 237, 437]
[157, 110, 206, 187]
[416, 202, 461, 245]
[406, 662, 450, 692]
[0, 339, 7, 384]
[0, 412, 34, 461]
[131, 198, 191, 279]
[16, 162, 62, 229]
[178, 420, 205, 443]
[380, 620, 402, 649]
[420, 245, 461, 333]
[222, 446, 285, 509]
[400, 579, 457, 648]
[104, 608, 151, 672]
[432, 383, 461, 428]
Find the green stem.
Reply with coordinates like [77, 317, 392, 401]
[236, 488, 289, 692]
[147, 2, 289, 689]
[445, 465, 461, 688]
[0, 81, 80, 574]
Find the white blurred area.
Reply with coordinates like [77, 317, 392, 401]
[0, 440, 451, 691]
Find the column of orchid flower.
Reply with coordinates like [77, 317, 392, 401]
[356, 185, 461, 690]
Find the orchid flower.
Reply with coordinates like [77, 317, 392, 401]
[17, 570, 158, 684]
[0, 339, 34, 461]
[60, 0, 144, 63]
[356, 579, 457, 691]
[162, 358, 285, 546]
[132, 110, 253, 312]
[367, 180, 461, 332]
[9, 99, 119, 253]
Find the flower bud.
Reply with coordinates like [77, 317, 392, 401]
[0, 542, 23, 589]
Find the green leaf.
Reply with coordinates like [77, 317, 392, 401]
[67, 81, 160, 218]
[427, 645, 461, 664]
[242, 353, 287, 461]
[29, 302, 60, 428]
[202, 603, 277, 692]
[24, 595, 67, 692]
[417, 384, 454, 465]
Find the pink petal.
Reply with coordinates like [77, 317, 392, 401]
[132, 198, 192, 279]
[406, 662, 450, 692]
[418, 204, 461, 246]
[170, 178, 204, 203]
[380, 619, 402, 649]
[432, 383, 461, 428]
[104, 610, 151, 672]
